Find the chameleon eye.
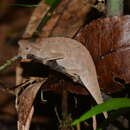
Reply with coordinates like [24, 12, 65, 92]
[25, 47, 31, 52]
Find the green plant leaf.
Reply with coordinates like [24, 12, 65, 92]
[44, 0, 58, 6]
[44, 0, 61, 8]
[71, 98, 130, 126]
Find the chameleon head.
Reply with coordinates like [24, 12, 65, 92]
[18, 40, 34, 59]
[18, 39, 47, 62]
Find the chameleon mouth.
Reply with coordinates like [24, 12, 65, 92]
[20, 54, 34, 62]
[27, 54, 50, 65]
[27, 54, 35, 59]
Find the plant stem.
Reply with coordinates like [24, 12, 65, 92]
[0, 56, 21, 72]
[107, 0, 124, 16]
[32, 0, 61, 37]
[59, 90, 74, 130]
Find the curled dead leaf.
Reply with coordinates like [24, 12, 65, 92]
[17, 78, 47, 130]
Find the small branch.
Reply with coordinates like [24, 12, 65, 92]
[54, 107, 61, 123]
[107, 0, 124, 16]
[0, 79, 35, 95]
[62, 90, 68, 115]
[0, 56, 21, 72]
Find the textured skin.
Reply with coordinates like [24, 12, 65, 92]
[18, 37, 104, 105]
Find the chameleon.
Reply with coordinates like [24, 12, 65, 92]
[18, 37, 107, 117]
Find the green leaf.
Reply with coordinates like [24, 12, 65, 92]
[71, 98, 130, 126]
[44, 0, 61, 8]
[44, 0, 59, 6]
[44, 0, 54, 5]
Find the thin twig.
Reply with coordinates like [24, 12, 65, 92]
[0, 56, 21, 72]
[0, 79, 35, 95]
[54, 107, 61, 123]
[76, 123, 81, 130]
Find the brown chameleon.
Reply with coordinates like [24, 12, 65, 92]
[18, 37, 107, 117]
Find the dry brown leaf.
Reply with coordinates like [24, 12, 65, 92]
[50, 0, 95, 38]
[0, 0, 15, 17]
[17, 79, 47, 130]
[18, 106, 34, 130]
[76, 15, 130, 94]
